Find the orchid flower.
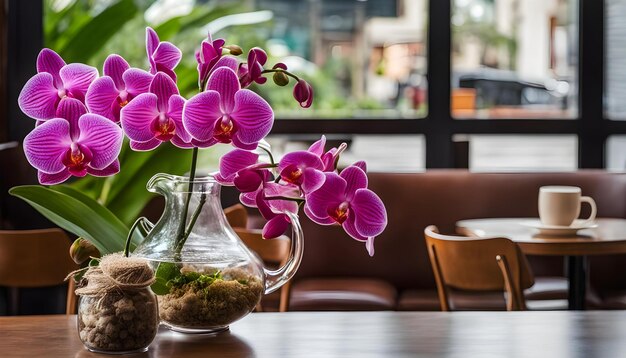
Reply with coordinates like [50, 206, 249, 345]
[146, 27, 182, 81]
[239, 47, 268, 88]
[305, 165, 387, 256]
[86, 54, 153, 122]
[256, 183, 300, 239]
[215, 149, 275, 209]
[215, 149, 262, 186]
[277, 151, 326, 193]
[23, 110, 123, 185]
[196, 32, 225, 89]
[18, 48, 98, 120]
[53, 97, 87, 138]
[308, 135, 348, 172]
[183, 67, 274, 150]
[120, 72, 191, 150]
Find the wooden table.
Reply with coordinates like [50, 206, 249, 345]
[1, 312, 625, 357]
[456, 218, 626, 310]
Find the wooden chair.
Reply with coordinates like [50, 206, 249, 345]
[224, 203, 248, 229]
[424, 225, 534, 311]
[0, 228, 78, 315]
[225, 204, 292, 312]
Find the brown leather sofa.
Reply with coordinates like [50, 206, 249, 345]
[282, 170, 626, 311]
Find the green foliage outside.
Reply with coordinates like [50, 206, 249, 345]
[44, 0, 404, 116]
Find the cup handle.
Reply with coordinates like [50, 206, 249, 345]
[579, 196, 597, 225]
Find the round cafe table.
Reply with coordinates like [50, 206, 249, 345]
[455, 218, 626, 310]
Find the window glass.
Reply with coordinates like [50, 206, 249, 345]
[467, 135, 578, 171]
[267, 135, 425, 172]
[452, 0, 578, 119]
[45, 0, 428, 119]
[606, 136, 626, 171]
[605, 0, 626, 120]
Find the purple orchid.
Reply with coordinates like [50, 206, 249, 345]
[215, 149, 275, 209]
[86, 54, 153, 122]
[277, 150, 325, 193]
[23, 110, 123, 185]
[215, 149, 263, 186]
[120, 72, 191, 151]
[146, 27, 182, 81]
[196, 32, 226, 89]
[293, 79, 314, 108]
[18, 48, 98, 120]
[54, 97, 87, 139]
[183, 67, 274, 150]
[304, 165, 387, 256]
[16, 26, 389, 259]
[308, 135, 348, 171]
[256, 183, 300, 239]
[239, 47, 268, 88]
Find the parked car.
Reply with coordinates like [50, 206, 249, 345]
[453, 68, 570, 110]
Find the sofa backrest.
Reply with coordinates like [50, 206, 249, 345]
[295, 170, 626, 291]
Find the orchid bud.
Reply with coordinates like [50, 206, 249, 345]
[225, 44, 243, 56]
[293, 79, 314, 108]
[69, 238, 100, 264]
[273, 71, 289, 86]
[273, 62, 288, 70]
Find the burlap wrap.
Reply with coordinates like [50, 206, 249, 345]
[73, 253, 155, 297]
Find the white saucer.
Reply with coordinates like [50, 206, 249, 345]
[520, 219, 598, 236]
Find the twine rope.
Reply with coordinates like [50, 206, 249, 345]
[67, 253, 155, 297]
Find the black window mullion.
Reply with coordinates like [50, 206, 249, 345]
[6, 0, 42, 142]
[426, 0, 454, 168]
[578, 0, 605, 168]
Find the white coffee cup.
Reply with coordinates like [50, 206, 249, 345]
[538, 186, 597, 227]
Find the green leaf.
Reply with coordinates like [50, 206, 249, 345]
[50, 184, 128, 231]
[153, 3, 243, 41]
[151, 262, 181, 295]
[64, 176, 106, 201]
[59, 0, 138, 63]
[104, 144, 192, 226]
[9, 186, 128, 255]
[64, 143, 192, 228]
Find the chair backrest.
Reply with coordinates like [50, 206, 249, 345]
[225, 204, 292, 312]
[0, 228, 78, 314]
[224, 203, 248, 229]
[424, 225, 534, 311]
[233, 228, 290, 267]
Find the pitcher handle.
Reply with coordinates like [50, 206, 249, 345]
[263, 211, 304, 294]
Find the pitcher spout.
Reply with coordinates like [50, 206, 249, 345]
[146, 173, 177, 195]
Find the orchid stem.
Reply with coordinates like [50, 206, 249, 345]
[175, 147, 199, 257]
[259, 146, 276, 165]
[265, 195, 305, 203]
[175, 192, 207, 254]
[124, 218, 144, 257]
[98, 176, 113, 205]
[261, 68, 300, 81]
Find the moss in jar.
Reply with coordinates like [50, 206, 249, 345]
[158, 267, 263, 328]
[78, 288, 158, 352]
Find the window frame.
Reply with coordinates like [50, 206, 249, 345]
[273, 0, 610, 170]
[4, 0, 616, 169]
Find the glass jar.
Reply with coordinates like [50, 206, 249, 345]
[77, 287, 158, 354]
[132, 173, 303, 334]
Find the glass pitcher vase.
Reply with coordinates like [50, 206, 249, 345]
[132, 173, 304, 334]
